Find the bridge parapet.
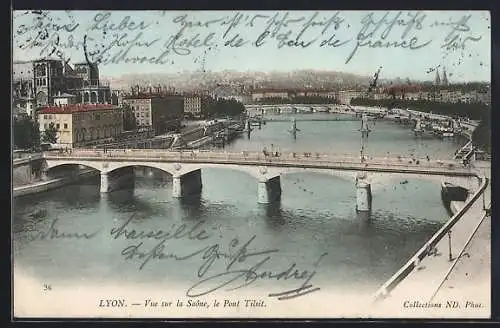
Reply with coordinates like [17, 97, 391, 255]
[13, 153, 44, 166]
[42, 150, 478, 184]
[43, 149, 459, 163]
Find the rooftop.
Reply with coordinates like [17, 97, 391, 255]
[38, 104, 119, 114]
[73, 62, 97, 66]
[33, 57, 64, 63]
[123, 93, 183, 100]
[53, 92, 77, 98]
[252, 88, 294, 93]
[382, 84, 423, 94]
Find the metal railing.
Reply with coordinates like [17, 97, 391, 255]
[13, 153, 43, 165]
[372, 174, 489, 301]
[453, 140, 473, 160]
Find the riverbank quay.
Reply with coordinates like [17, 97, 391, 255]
[428, 214, 490, 317]
[371, 160, 490, 318]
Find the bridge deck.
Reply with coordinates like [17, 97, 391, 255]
[43, 150, 474, 176]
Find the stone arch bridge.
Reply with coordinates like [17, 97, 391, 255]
[42, 149, 481, 211]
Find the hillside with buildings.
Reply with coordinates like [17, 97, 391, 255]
[12, 58, 491, 152]
[102, 70, 373, 93]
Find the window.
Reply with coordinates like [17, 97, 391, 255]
[64, 123, 68, 129]
[56, 123, 60, 129]
[44, 115, 47, 119]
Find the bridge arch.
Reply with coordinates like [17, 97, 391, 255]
[190, 164, 264, 181]
[100, 162, 282, 181]
[44, 162, 103, 175]
[104, 162, 176, 176]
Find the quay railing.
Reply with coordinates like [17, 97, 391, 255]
[372, 173, 489, 302]
[13, 152, 44, 165]
[453, 140, 473, 160]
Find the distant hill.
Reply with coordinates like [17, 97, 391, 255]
[102, 70, 375, 92]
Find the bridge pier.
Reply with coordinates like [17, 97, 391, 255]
[41, 169, 49, 181]
[100, 172, 110, 193]
[100, 168, 135, 193]
[172, 169, 202, 198]
[356, 176, 372, 212]
[258, 176, 282, 204]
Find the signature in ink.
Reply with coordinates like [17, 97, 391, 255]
[87, 12, 150, 34]
[110, 212, 212, 242]
[440, 14, 482, 51]
[116, 220, 327, 301]
[15, 11, 79, 50]
[188, 245, 328, 301]
[255, 12, 347, 49]
[345, 11, 431, 64]
[29, 218, 99, 241]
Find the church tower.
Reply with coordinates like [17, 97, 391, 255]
[442, 67, 449, 86]
[434, 69, 441, 85]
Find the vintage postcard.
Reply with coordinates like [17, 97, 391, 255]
[12, 10, 491, 319]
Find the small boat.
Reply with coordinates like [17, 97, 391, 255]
[441, 182, 469, 201]
[441, 181, 469, 214]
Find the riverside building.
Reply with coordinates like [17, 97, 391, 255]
[37, 104, 123, 148]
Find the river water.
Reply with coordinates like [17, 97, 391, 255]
[13, 114, 464, 313]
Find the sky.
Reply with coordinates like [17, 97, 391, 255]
[12, 10, 491, 82]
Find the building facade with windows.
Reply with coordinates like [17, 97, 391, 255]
[37, 104, 123, 148]
[12, 59, 112, 111]
[183, 94, 202, 118]
[31, 59, 68, 106]
[53, 92, 77, 106]
[336, 90, 364, 105]
[251, 89, 293, 102]
[122, 95, 184, 135]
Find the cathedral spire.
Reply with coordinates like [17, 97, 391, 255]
[442, 67, 449, 86]
[434, 69, 441, 85]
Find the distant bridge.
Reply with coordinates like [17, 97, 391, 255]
[42, 149, 480, 209]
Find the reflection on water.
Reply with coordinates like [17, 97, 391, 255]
[226, 116, 463, 157]
[13, 169, 448, 292]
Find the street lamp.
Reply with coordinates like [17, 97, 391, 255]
[448, 230, 453, 262]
